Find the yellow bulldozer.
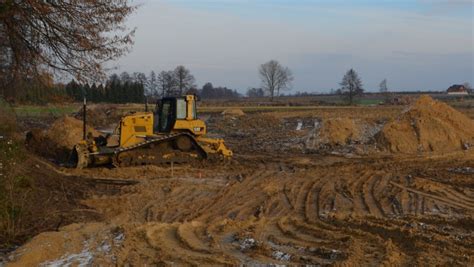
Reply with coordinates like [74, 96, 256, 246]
[71, 95, 232, 168]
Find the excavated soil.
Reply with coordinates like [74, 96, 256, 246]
[46, 116, 100, 149]
[377, 95, 474, 154]
[25, 116, 100, 163]
[317, 118, 363, 146]
[74, 104, 123, 128]
[6, 99, 474, 266]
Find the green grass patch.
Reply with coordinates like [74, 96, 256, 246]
[13, 105, 77, 117]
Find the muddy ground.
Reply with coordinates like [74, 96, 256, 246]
[3, 101, 474, 266]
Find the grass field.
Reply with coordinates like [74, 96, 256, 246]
[13, 105, 78, 117]
[8, 93, 472, 118]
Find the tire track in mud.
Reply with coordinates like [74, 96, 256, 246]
[10, 155, 474, 266]
[276, 162, 473, 265]
[260, 168, 389, 265]
[313, 173, 394, 265]
[144, 223, 231, 265]
[353, 170, 371, 215]
[105, 160, 474, 265]
[413, 176, 474, 208]
[390, 181, 474, 211]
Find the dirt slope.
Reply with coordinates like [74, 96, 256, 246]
[26, 116, 100, 162]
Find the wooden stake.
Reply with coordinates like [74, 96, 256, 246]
[171, 161, 174, 178]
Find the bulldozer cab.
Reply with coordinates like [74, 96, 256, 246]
[154, 95, 205, 136]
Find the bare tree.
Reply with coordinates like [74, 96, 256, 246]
[132, 72, 147, 89]
[379, 79, 388, 93]
[339, 68, 364, 105]
[463, 82, 472, 93]
[120, 72, 132, 84]
[258, 60, 293, 100]
[0, 0, 136, 99]
[379, 78, 390, 103]
[174, 66, 196, 95]
[148, 71, 158, 97]
[157, 71, 177, 97]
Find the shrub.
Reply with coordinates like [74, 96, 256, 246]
[0, 98, 17, 137]
[0, 105, 31, 248]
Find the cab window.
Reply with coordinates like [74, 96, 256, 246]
[176, 99, 186, 119]
[192, 100, 197, 119]
[159, 101, 172, 132]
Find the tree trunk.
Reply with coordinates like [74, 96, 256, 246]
[349, 84, 353, 105]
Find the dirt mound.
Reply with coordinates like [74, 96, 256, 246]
[74, 105, 122, 128]
[221, 108, 245, 117]
[46, 116, 99, 149]
[319, 118, 361, 146]
[377, 95, 474, 153]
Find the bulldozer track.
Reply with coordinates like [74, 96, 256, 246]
[112, 132, 208, 167]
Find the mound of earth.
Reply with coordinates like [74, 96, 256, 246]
[377, 95, 474, 153]
[75, 105, 122, 128]
[221, 108, 245, 117]
[318, 118, 362, 146]
[46, 116, 99, 149]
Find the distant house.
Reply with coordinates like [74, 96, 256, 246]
[447, 84, 469, 95]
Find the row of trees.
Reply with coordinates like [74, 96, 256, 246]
[110, 67, 241, 100]
[99, 66, 197, 98]
[152, 66, 197, 97]
[118, 67, 238, 100]
[65, 76, 144, 103]
[200, 83, 240, 99]
[62, 66, 241, 103]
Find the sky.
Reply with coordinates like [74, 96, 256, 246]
[114, 0, 474, 93]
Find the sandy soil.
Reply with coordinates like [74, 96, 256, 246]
[5, 98, 474, 266]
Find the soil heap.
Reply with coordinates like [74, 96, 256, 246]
[45, 116, 99, 149]
[318, 118, 361, 146]
[74, 105, 122, 128]
[377, 95, 474, 153]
